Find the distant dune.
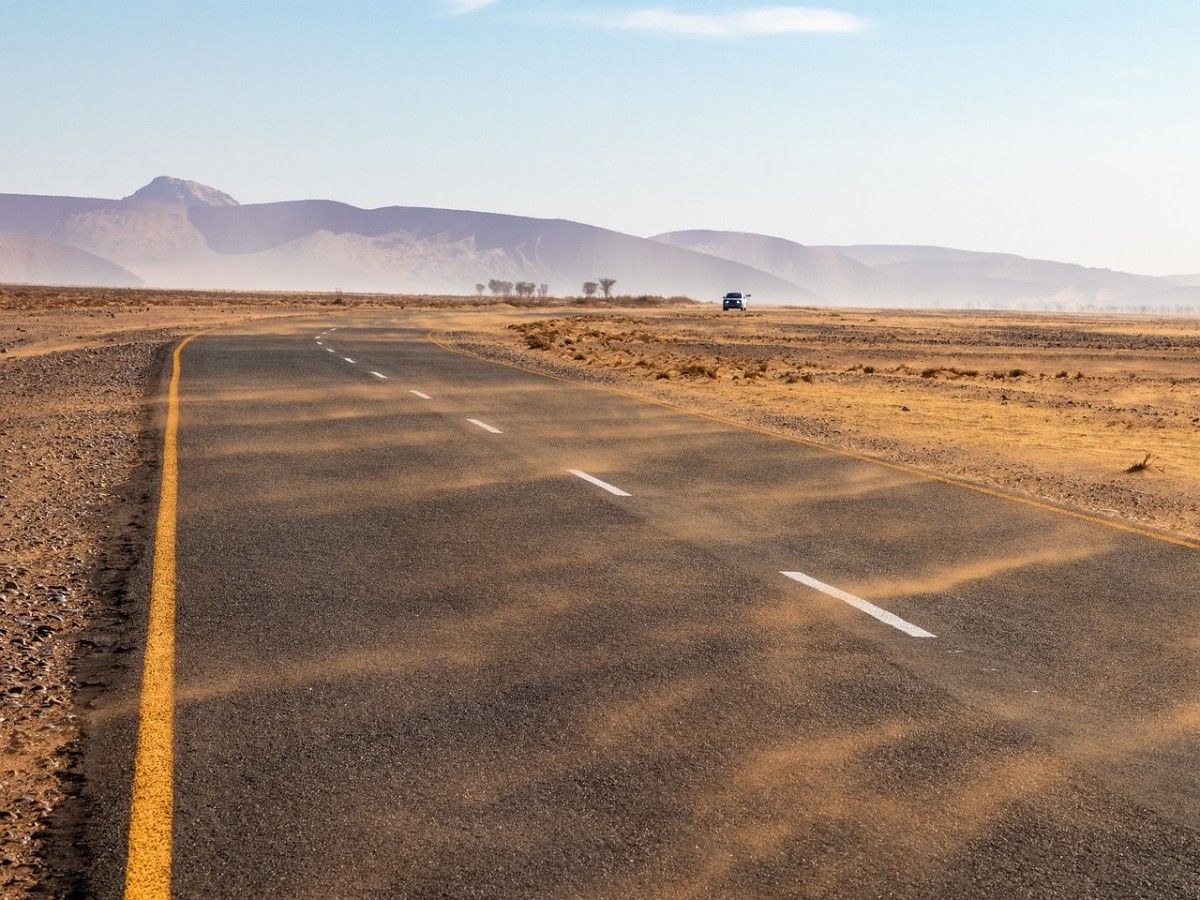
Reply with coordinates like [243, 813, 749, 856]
[0, 177, 1193, 309]
[653, 230, 902, 305]
[0, 233, 141, 287]
[825, 244, 1166, 307]
[182, 200, 811, 300]
[654, 231, 1179, 309]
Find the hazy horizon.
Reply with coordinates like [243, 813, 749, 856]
[1, 1, 1198, 276]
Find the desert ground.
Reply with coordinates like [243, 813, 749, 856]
[3, 286, 1199, 894]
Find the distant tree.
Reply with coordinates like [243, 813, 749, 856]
[488, 279, 504, 296]
[500, 281, 515, 297]
[475, 283, 486, 298]
[582, 281, 599, 299]
[598, 277, 617, 299]
[537, 283, 550, 298]
[515, 281, 536, 298]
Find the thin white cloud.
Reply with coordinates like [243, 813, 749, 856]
[438, 0, 499, 15]
[576, 5, 869, 37]
[1079, 94, 1131, 112]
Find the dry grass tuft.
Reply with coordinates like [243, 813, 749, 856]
[679, 362, 717, 378]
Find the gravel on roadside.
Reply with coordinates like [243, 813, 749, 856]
[0, 330, 192, 896]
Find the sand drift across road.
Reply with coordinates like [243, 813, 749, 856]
[86, 313, 1200, 897]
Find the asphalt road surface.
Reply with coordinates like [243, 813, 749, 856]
[83, 313, 1200, 897]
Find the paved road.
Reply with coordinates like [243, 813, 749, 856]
[85, 313, 1200, 897]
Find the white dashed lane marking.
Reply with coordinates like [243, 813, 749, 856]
[568, 470, 631, 497]
[781, 571, 936, 638]
[308, 332, 942, 643]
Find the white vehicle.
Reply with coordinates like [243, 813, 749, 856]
[722, 291, 750, 311]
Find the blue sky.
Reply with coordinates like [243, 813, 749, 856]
[1, 1, 1197, 274]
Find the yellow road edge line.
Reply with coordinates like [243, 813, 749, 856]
[124, 333, 201, 900]
[426, 328, 1200, 554]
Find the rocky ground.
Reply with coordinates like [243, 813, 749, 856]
[2, 337, 155, 895]
[444, 307, 1200, 545]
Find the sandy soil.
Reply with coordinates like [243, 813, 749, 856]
[445, 306, 1200, 544]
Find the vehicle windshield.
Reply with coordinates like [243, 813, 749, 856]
[726, 293, 742, 299]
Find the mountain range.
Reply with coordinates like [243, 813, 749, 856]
[0, 176, 1195, 311]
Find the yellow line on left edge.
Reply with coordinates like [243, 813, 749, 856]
[124, 333, 198, 900]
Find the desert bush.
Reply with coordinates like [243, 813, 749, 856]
[679, 362, 716, 378]
[524, 328, 557, 350]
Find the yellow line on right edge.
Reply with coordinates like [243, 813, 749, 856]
[124, 333, 198, 900]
